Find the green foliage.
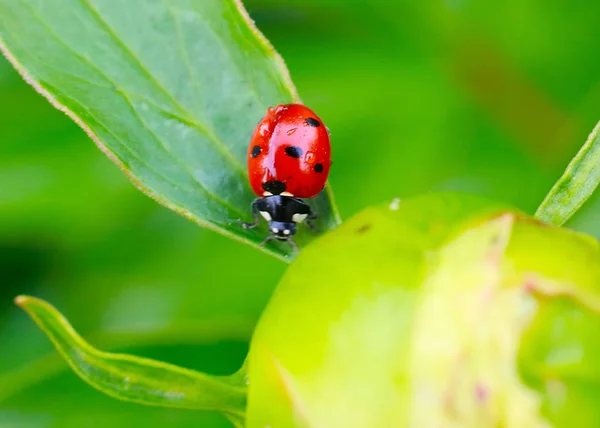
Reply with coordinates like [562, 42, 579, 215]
[15, 191, 600, 427]
[15, 295, 247, 427]
[3, 0, 600, 427]
[535, 121, 600, 227]
[0, 0, 340, 261]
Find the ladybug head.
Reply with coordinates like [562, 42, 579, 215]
[262, 180, 287, 196]
[268, 220, 297, 240]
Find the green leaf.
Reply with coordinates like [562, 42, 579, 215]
[15, 295, 247, 427]
[0, 0, 340, 262]
[535, 121, 600, 226]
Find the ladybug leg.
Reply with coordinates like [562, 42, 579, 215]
[240, 199, 261, 229]
[305, 208, 319, 233]
[287, 238, 299, 253]
[260, 234, 276, 247]
[305, 216, 319, 230]
[305, 219, 318, 232]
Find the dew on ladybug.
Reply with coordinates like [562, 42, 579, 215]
[241, 103, 332, 250]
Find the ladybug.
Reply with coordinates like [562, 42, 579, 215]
[241, 103, 332, 249]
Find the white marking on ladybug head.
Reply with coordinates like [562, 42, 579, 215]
[263, 191, 273, 196]
[259, 211, 272, 221]
[281, 191, 294, 197]
[389, 197, 401, 211]
[283, 229, 290, 235]
[271, 227, 279, 234]
[292, 213, 308, 223]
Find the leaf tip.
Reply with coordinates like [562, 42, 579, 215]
[14, 295, 53, 319]
[14, 294, 33, 307]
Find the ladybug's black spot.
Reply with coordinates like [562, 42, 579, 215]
[314, 163, 324, 173]
[285, 146, 303, 158]
[251, 145, 261, 158]
[262, 180, 286, 195]
[305, 117, 320, 127]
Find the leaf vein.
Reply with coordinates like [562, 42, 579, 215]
[11, 0, 246, 217]
[78, 0, 248, 176]
[169, 3, 269, 111]
[46, 79, 244, 218]
[116, 88, 247, 217]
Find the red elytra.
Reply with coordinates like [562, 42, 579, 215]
[247, 103, 331, 199]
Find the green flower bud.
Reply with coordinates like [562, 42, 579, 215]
[247, 192, 600, 428]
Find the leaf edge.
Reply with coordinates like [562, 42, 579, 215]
[0, 36, 294, 263]
[14, 295, 247, 419]
[534, 120, 600, 226]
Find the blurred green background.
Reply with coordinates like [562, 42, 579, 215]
[1, 0, 599, 426]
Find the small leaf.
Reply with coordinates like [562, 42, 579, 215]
[535, 121, 600, 226]
[0, 0, 341, 261]
[15, 295, 247, 425]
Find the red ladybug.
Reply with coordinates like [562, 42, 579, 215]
[242, 104, 332, 249]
